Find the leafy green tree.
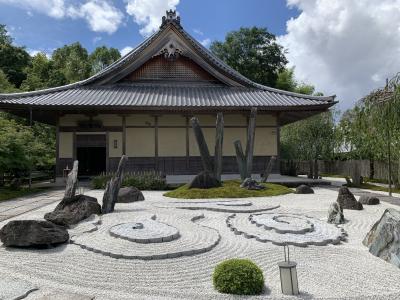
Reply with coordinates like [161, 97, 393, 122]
[0, 69, 16, 92]
[52, 42, 91, 83]
[210, 27, 288, 87]
[89, 46, 121, 75]
[0, 25, 30, 87]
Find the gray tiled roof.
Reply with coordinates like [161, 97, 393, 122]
[0, 17, 336, 110]
[0, 83, 334, 109]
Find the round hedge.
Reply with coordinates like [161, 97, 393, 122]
[213, 259, 264, 295]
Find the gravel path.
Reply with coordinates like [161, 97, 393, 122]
[1, 187, 400, 299]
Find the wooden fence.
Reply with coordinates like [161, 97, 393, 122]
[281, 159, 394, 182]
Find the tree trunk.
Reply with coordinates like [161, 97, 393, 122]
[102, 155, 128, 214]
[234, 140, 246, 180]
[245, 108, 257, 179]
[261, 156, 276, 183]
[64, 160, 79, 199]
[313, 159, 319, 179]
[369, 159, 374, 180]
[214, 113, 224, 181]
[191, 117, 213, 173]
[308, 160, 313, 178]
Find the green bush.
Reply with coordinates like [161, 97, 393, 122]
[91, 171, 168, 190]
[213, 259, 264, 295]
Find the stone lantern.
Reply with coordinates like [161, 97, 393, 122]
[278, 245, 299, 295]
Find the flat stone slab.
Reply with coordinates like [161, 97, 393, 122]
[155, 200, 279, 213]
[250, 214, 314, 234]
[109, 220, 180, 243]
[227, 213, 346, 247]
[70, 212, 220, 260]
[0, 278, 38, 300]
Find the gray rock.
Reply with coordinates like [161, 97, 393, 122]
[188, 171, 221, 189]
[64, 160, 79, 199]
[0, 220, 69, 247]
[0, 278, 38, 300]
[102, 155, 128, 214]
[363, 208, 400, 268]
[359, 195, 380, 205]
[117, 187, 145, 203]
[44, 194, 101, 227]
[240, 178, 265, 190]
[337, 187, 363, 210]
[295, 184, 314, 194]
[327, 202, 345, 224]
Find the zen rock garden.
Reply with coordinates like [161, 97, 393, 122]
[1, 111, 400, 299]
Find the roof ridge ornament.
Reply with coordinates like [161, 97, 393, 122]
[161, 10, 181, 28]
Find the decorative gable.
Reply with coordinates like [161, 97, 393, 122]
[121, 55, 220, 83]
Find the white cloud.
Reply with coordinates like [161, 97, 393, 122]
[125, 0, 180, 37]
[120, 46, 134, 56]
[193, 28, 204, 36]
[278, 0, 400, 111]
[28, 49, 51, 58]
[0, 0, 123, 34]
[68, 0, 124, 34]
[200, 38, 211, 48]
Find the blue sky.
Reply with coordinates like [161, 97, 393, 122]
[0, 0, 298, 54]
[1, 0, 400, 111]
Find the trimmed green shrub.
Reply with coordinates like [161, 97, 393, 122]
[213, 259, 264, 295]
[91, 171, 168, 190]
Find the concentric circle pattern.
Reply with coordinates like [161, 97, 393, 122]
[227, 213, 346, 246]
[109, 220, 180, 243]
[155, 200, 280, 213]
[70, 211, 220, 260]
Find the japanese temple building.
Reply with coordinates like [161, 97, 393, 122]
[0, 11, 336, 178]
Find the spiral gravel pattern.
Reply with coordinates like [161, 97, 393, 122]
[70, 211, 220, 260]
[1, 188, 400, 299]
[227, 213, 346, 246]
[155, 199, 280, 213]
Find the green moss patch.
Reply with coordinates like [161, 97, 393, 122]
[163, 180, 292, 199]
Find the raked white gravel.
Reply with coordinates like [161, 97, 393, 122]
[1, 187, 400, 299]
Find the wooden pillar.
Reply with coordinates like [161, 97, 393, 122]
[72, 132, 77, 161]
[122, 115, 126, 155]
[186, 116, 190, 171]
[276, 112, 281, 174]
[154, 116, 159, 171]
[106, 132, 110, 172]
[55, 115, 60, 180]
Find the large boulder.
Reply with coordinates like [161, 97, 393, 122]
[44, 195, 101, 227]
[0, 220, 69, 247]
[295, 184, 314, 194]
[327, 202, 345, 224]
[188, 171, 221, 189]
[240, 178, 265, 190]
[117, 187, 145, 203]
[363, 208, 400, 268]
[337, 187, 363, 210]
[359, 195, 380, 205]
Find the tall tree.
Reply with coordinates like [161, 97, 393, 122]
[52, 42, 91, 83]
[0, 24, 30, 87]
[89, 46, 121, 75]
[0, 69, 16, 92]
[210, 27, 288, 87]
